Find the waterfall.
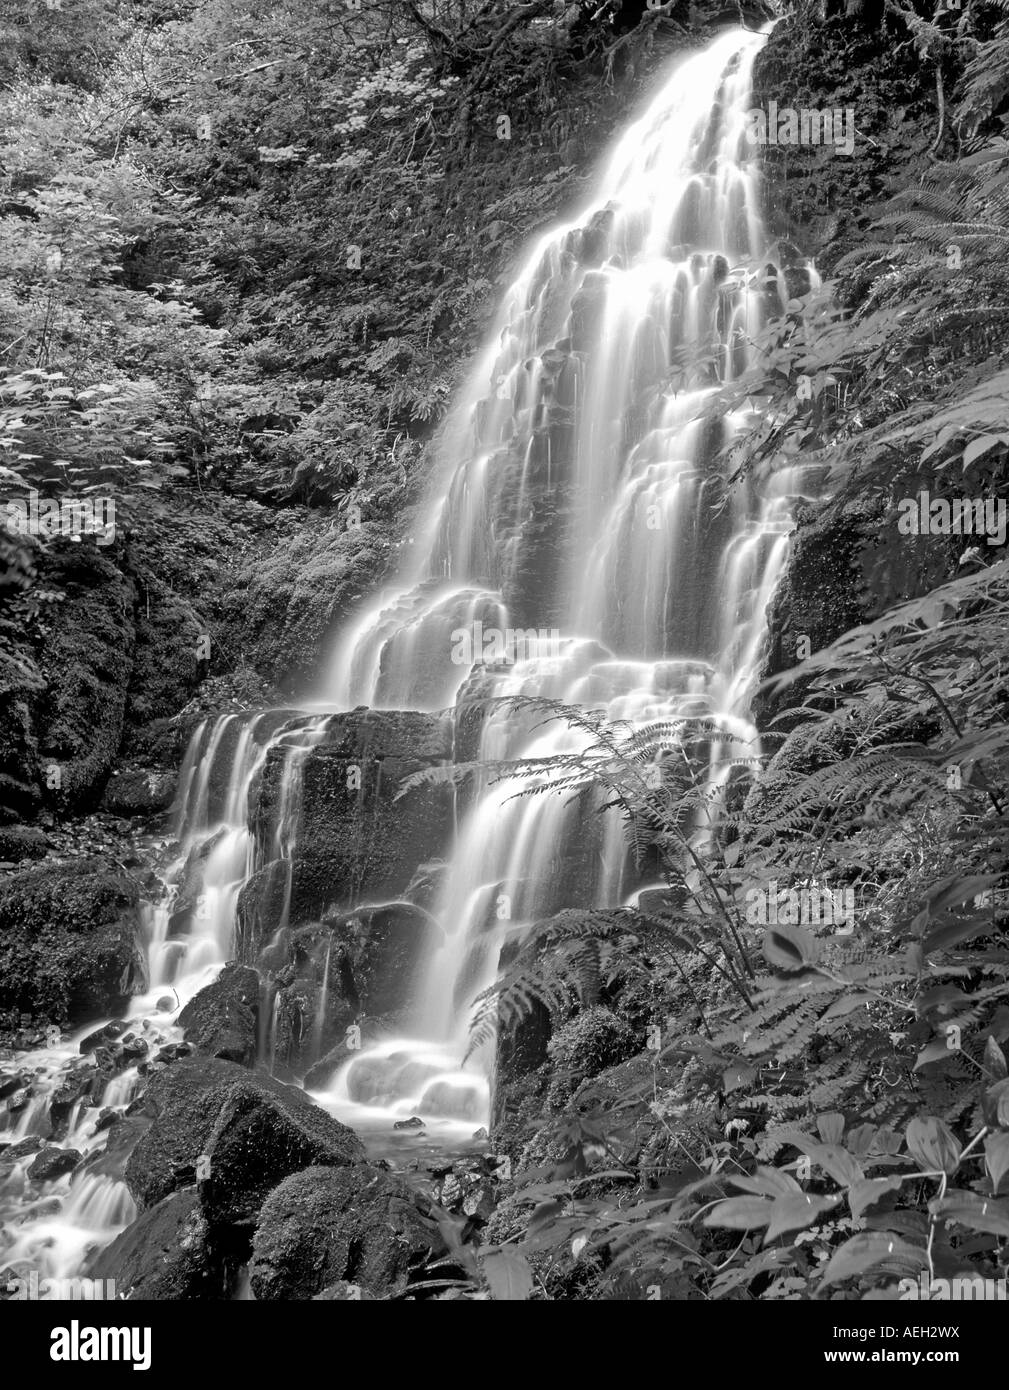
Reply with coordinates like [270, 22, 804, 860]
[309, 25, 806, 1135]
[1, 26, 814, 1279]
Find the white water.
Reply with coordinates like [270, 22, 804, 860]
[1, 26, 814, 1282]
[0, 710, 317, 1284]
[311, 26, 810, 1135]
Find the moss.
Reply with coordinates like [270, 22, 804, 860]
[237, 522, 393, 693]
[545, 1006, 637, 1112]
[0, 857, 143, 1024]
[123, 573, 206, 732]
[751, 9, 938, 268]
[34, 544, 135, 813]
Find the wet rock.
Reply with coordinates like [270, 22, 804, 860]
[755, 489, 964, 732]
[86, 1188, 228, 1300]
[122, 569, 209, 755]
[124, 1055, 364, 1213]
[177, 963, 260, 1067]
[0, 1073, 25, 1101]
[84, 1112, 151, 1182]
[241, 525, 391, 694]
[393, 1116, 425, 1131]
[92, 1045, 129, 1079]
[198, 1081, 365, 1227]
[264, 904, 441, 1077]
[27, 1146, 81, 1181]
[240, 711, 454, 946]
[6, 1086, 30, 1113]
[569, 271, 607, 352]
[323, 904, 442, 1019]
[575, 208, 614, 267]
[49, 1071, 97, 1127]
[0, 859, 143, 1025]
[303, 1015, 389, 1090]
[249, 1164, 445, 1300]
[435, 1165, 495, 1222]
[154, 996, 176, 1013]
[3, 1136, 43, 1159]
[166, 830, 227, 938]
[80, 1020, 128, 1055]
[121, 1037, 148, 1061]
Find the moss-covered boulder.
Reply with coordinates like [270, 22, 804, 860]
[98, 768, 176, 817]
[124, 1054, 364, 1213]
[198, 1080, 365, 1227]
[249, 1163, 445, 1300]
[544, 1006, 637, 1112]
[122, 574, 206, 737]
[0, 681, 42, 824]
[0, 858, 143, 1024]
[0, 823, 48, 861]
[177, 963, 260, 1066]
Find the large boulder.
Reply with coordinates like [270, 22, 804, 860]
[124, 1056, 364, 1214]
[249, 1164, 445, 1300]
[178, 963, 260, 1066]
[0, 858, 144, 1024]
[198, 1081, 365, 1226]
[86, 1188, 226, 1300]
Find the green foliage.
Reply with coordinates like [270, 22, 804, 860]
[445, 56, 1009, 1280]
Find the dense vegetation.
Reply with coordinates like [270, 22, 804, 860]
[3, 0, 1009, 1301]
[0, 0, 680, 813]
[453, 0, 1009, 1299]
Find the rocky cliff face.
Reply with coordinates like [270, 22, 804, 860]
[748, 9, 946, 726]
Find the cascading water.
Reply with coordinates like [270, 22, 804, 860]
[1, 25, 815, 1281]
[309, 25, 812, 1134]
[0, 709, 317, 1283]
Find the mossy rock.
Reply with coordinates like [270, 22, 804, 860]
[238, 523, 392, 692]
[123, 572, 206, 736]
[34, 544, 135, 813]
[249, 1163, 444, 1300]
[0, 857, 143, 1024]
[86, 1188, 230, 1300]
[545, 1006, 638, 1112]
